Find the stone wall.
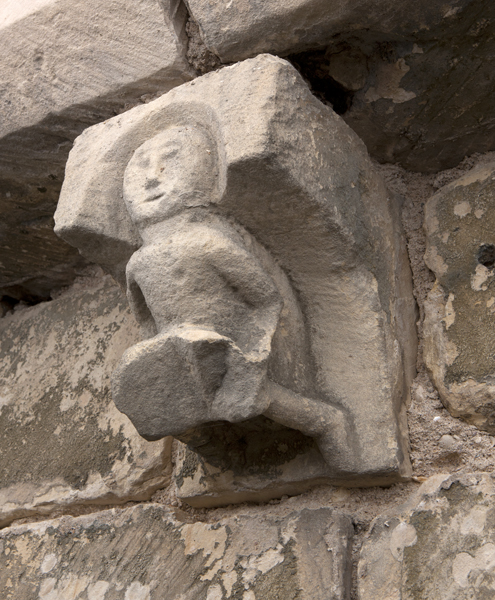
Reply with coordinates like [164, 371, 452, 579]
[2, 2, 495, 598]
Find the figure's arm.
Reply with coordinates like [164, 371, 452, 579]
[260, 379, 354, 474]
[206, 234, 281, 309]
[126, 259, 157, 339]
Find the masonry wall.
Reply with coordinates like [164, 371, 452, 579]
[2, 2, 495, 599]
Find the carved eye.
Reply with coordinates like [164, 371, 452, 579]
[160, 147, 180, 160]
[136, 156, 151, 169]
[144, 178, 160, 191]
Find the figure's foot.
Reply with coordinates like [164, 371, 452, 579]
[112, 328, 269, 440]
[112, 330, 225, 439]
[261, 379, 356, 473]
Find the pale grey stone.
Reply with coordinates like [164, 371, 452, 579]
[439, 434, 457, 450]
[0, 274, 171, 528]
[358, 473, 495, 599]
[0, 0, 192, 139]
[0, 0, 194, 302]
[187, 0, 495, 173]
[424, 162, 495, 434]
[186, 0, 469, 62]
[0, 504, 353, 600]
[55, 54, 415, 501]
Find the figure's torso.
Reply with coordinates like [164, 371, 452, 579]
[126, 216, 280, 354]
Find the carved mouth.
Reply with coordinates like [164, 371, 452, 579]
[144, 193, 164, 203]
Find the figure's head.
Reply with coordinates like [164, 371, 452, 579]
[123, 126, 219, 229]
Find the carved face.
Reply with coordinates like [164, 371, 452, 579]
[123, 126, 217, 228]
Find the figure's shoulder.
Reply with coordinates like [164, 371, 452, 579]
[128, 242, 167, 263]
[126, 246, 148, 278]
[126, 218, 249, 269]
[126, 240, 180, 277]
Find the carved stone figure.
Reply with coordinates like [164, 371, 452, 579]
[113, 125, 350, 473]
[55, 54, 416, 501]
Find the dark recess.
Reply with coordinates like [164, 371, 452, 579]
[478, 244, 495, 270]
[289, 49, 355, 115]
[1, 287, 51, 316]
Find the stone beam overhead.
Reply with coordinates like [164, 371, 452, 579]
[0, 0, 194, 302]
[0, 0, 192, 137]
[55, 54, 416, 501]
[186, 0, 474, 62]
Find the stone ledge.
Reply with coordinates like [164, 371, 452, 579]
[0, 504, 353, 600]
[0, 0, 194, 301]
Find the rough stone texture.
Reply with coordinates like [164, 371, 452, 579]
[185, 0, 468, 62]
[0, 0, 194, 302]
[358, 473, 495, 599]
[338, 5, 495, 172]
[54, 54, 416, 501]
[372, 156, 495, 486]
[173, 436, 342, 508]
[424, 162, 495, 434]
[186, 18, 221, 74]
[0, 504, 353, 600]
[0, 273, 171, 528]
[187, 0, 495, 172]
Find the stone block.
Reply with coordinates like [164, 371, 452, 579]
[54, 54, 415, 502]
[358, 473, 495, 599]
[0, 274, 171, 528]
[187, 0, 495, 172]
[0, 504, 353, 600]
[0, 0, 194, 301]
[424, 162, 495, 434]
[340, 4, 495, 172]
[186, 0, 470, 62]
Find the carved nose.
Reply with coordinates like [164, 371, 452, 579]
[144, 178, 160, 190]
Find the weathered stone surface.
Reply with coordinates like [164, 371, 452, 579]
[54, 54, 416, 499]
[173, 436, 363, 508]
[187, 0, 495, 172]
[0, 274, 171, 528]
[186, 0, 467, 62]
[0, 504, 353, 600]
[338, 5, 495, 172]
[358, 473, 495, 599]
[0, 0, 194, 302]
[424, 162, 495, 434]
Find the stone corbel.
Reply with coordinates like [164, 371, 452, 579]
[55, 54, 416, 503]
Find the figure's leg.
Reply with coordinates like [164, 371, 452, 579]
[111, 330, 226, 440]
[261, 379, 355, 473]
[112, 326, 271, 440]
